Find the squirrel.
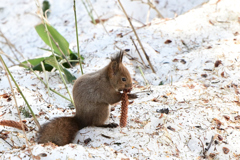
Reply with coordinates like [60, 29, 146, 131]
[37, 50, 137, 146]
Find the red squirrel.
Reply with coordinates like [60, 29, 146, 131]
[37, 50, 137, 146]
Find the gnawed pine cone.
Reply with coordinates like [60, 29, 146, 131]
[120, 89, 130, 127]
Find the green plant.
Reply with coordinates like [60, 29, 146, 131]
[20, 23, 84, 83]
[81, 0, 96, 24]
[0, 55, 40, 129]
[73, 0, 84, 75]
[0, 55, 33, 158]
[42, 0, 51, 17]
[20, 106, 31, 118]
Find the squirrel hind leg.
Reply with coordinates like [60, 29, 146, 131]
[37, 117, 81, 146]
[90, 104, 110, 127]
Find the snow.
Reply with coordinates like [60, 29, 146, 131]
[1, 0, 240, 159]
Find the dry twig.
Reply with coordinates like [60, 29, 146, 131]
[0, 55, 34, 159]
[0, 30, 25, 60]
[118, 0, 156, 73]
[130, 36, 147, 68]
[0, 44, 16, 65]
[203, 136, 214, 157]
[146, 0, 164, 19]
[47, 32, 73, 68]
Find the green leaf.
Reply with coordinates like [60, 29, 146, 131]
[20, 57, 45, 68]
[20, 56, 55, 71]
[62, 67, 76, 83]
[45, 56, 59, 69]
[69, 50, 84, 61]
[45, 56, 76, 83]
[32, 63, 53, 71]
[159, 81, 164, 85]
[35, 23, 70, 56]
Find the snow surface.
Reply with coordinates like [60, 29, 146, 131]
[1, 0, 240, 159]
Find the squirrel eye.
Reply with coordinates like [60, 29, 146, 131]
[122, 77, 126, 81]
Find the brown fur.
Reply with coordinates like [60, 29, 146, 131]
[38, 116, 82, 146]
[37, 50, 137, 146]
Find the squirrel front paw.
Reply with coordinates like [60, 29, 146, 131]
[127, 94, 138, 99]
[98, 123, 119, 128]
[106, 123, 119, 128]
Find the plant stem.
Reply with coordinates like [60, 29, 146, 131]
[147, 0, 164, 19]
[118, 0, 156, 73]
[43, 20, 74, 104]
[0, 30, 25, 60]
[35, 0, 74, 104]
[138, 66, 149, 86]
[0, 48, 16, 66]
[73, 0, 84, 75]
[87, 0, 109, 35]
[0, 55, 40, 129]
[30, 66, 71, 101]
[0, 56, 33, 159]
[47, 32, 73, 68]
[130, 36, 146, 68]
[41, 61, 50, 98]
[0, 50, 72, 102]
[81, 0, 96, 24]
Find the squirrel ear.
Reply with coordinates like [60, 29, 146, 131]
[111, 61, 119, 75]
[111, 50, 125, 63]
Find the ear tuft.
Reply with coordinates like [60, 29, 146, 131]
[111, 50, 124, 63]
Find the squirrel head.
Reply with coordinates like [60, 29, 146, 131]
[108, 50, 132, 91]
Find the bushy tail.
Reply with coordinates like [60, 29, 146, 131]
[37, 116, 82, 146]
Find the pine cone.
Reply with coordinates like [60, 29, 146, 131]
[120, 89, 130, 127]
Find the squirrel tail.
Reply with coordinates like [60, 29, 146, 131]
[37, 116, 83, 146]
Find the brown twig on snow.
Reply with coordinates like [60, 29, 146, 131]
[198, 137, 205, 156]
[199, 136, 214, 158]
[0, 49, 18, 65]
[125, 53, 146, 67]
[0, 42, 16, 65]
[0, 30, 25, 61]
[130, 36, 147, 68]
[146, 0, 164, 19]
[0, 55, 33, 158]
[117, 0, 156, 73]
[0, 50, 16, 67]
[0, 120, 28, 131]
[203, 136, 214, 157]
[122, 23, 149, 37]
[0, 135, 13, 148]
[87, 0, 109, 36]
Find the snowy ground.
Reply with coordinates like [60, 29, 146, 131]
[1, 0, 240, 159]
